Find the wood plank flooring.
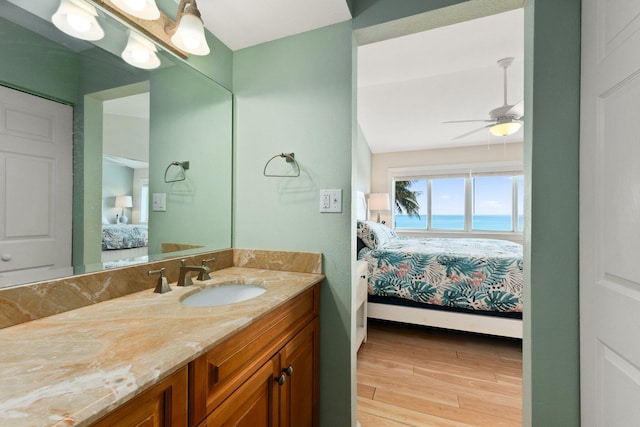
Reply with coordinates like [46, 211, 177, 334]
[357, 320, 522, 427]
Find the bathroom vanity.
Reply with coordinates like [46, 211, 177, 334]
[0, 257, 323, 427]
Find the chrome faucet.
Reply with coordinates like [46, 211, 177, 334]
[148, 268, 171, 294]
[177, 258, 213, 286]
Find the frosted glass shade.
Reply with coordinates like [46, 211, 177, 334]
[170, 13, 210, 56]
[51, 0, 104, 41]
[122, 31, 160, 69]
[489, 121, 522, 137]
[112, 0, 160, 20]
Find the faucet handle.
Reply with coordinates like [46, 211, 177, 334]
[180, 259, 187, 267]
[149, 268, 171, 294]
[198, 258, 214, 280]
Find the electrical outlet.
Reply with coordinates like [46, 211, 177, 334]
[319, 189, 342, 213]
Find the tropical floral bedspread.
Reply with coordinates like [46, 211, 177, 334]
[359, 237, 523, 313]
[102, 224, 148, 250]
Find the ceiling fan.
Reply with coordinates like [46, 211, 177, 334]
[444, 57, 524, 140]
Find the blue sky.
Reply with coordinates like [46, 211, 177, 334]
[404, 176, 522, 216]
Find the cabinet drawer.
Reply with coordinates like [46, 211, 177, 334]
[190, 284, 319, 426]
[91, 367, 188, 427]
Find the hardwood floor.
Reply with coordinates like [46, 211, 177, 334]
[357, 319, 522, 427]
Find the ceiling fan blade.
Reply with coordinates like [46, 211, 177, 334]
[452, 124, 492, 140]
[506, 100, 524, 117]
[443, 119, 494, 124]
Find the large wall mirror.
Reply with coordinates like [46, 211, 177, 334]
[0, 0, 232, 288]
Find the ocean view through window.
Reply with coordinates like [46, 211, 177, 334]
[392, 164, 524, 233]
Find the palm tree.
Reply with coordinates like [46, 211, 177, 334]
[395, 180, 421, 217]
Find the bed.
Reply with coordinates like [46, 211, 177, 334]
[357, 220, 523, 338]
[101, 224, 148, 251]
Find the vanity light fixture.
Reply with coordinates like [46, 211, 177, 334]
[167, 0, 210, 56]
[121, 30, 161, 69]
[111, 0, 160, 20]
[92, 0, 210, 58]
[52, 0, 105, 41]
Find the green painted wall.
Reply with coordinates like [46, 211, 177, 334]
[0, 16, 78, 103]
[148, 65, 233, 255]
[233, 22, 354, 427]
[76, 50, 149, 266]
[523, 0, 581, 425]
[102, 163, 134, 222]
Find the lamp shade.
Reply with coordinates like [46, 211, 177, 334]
[52, 0, 104, 41]
[122, 31, 161, 69]
[489, 121, 522, 137]
[368, 193, 390, 211]
[115, 195, 133, 208]
[111, 0, 160, 20]
[171, 12, 210, 56]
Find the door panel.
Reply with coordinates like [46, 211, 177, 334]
[580, 0, 640, 424]
[0, 85, 73, 286]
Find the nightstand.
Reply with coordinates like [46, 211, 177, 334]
[355, 260, 368, 351]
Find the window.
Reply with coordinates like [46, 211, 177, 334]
[431, 178, 465, 230]
[391, 163, 524, 233]
[472, 176, 513, 231]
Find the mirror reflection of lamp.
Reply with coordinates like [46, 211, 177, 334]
[115, 196, 133, 224]
[368, 193, 390, 223]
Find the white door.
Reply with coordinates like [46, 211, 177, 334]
[580, 1, 640, 425]
[0, 86, 73, 287]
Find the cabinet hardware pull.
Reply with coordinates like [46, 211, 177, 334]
[360, 275, 366, 279]
[275, 374, 286, 385]
[283, 365, 294, 376]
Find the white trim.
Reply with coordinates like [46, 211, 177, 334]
[388, 160, 523, 179]
[368, 302, 522, 339]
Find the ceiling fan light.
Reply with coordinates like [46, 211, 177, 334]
[52, 0, 104, 41]
[489, 121, 522, 137]
[112, 0, 160, 20]
[121, 31, 161, 69]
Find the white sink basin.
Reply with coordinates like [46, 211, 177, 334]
[181, 284, 266, 307]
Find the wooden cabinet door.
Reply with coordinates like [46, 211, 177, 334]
[91, 367, 188, 427]
[279, 318, 319, 427]
[199, 357, 280, 427]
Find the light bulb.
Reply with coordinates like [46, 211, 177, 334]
[112, 0, 160, 20]
[131, 49, 150, 64]
[52, 0, 104, 41]
[66, 13, 91, 33]
[125, 0, 146, 11]
[121, 31, 160, 69]
[170, 13, 210, 55]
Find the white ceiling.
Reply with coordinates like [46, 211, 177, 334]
[196, 0, 352, 51]
[196, 3, 523, 154]
[358, 8, 524, 153]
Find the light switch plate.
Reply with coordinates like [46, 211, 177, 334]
[319, 189, 342, 213]
[152, 193, 166, 211]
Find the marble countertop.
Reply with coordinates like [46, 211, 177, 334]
[0, 267, 324, 426]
